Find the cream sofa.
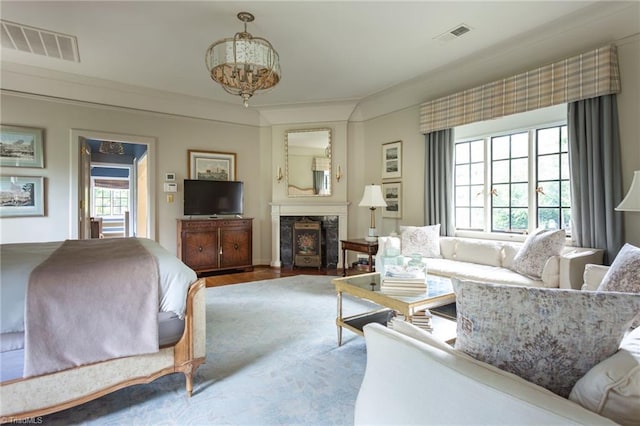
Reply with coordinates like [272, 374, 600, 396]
[377, 236, 604, 290]
[355, 321, 638, 425]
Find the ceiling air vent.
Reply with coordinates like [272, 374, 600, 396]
[434, 23, 472, 43]
[1, 19, 80, 62]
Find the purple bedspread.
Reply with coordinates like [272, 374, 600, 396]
[23, 238, 159, 377]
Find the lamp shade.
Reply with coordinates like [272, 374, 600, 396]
[616, 170, 640, 212]
[359, 185, 387, 208]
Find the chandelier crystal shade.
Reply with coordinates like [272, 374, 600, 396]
[205, 12, 281, 108]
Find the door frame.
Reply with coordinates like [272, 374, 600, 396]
[69, 129, 156, 240]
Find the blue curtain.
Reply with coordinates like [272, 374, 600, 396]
[424, 129, 455, 236]
[568, 94, 624, 263]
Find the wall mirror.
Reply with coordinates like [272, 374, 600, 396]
[285, 128, 332, 197]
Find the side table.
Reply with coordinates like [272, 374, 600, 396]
[340, 239, 379, 277]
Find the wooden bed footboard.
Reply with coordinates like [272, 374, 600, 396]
[0, 278, 206, 423]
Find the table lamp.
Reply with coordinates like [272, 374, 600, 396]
[359, 184, 387, 241]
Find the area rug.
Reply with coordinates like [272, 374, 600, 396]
[41, 275, 377, 425]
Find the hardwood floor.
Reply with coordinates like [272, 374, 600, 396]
[203, 265, 360, 287]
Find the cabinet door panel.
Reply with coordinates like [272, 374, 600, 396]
[219, 228, 251, 268]
[182, 231, 218, 270]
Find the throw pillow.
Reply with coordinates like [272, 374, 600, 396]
[569, 326, 640, 426]
[597, 243, 640, 328]
[511, 228, 565, 279]
[400, 224, 441, 258]
[453, 278, 640, 398]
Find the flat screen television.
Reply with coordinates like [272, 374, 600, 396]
[183, 179, 244, 216]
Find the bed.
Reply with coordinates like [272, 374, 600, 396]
[0, 237, 206, 423]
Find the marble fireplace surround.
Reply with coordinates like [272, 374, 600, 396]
[270, 201, 349, 268]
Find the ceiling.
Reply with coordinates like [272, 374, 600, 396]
[0, 1, 635, 111]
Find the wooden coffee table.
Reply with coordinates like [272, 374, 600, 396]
[332, 272, 456, 345]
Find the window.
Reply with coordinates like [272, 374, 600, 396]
[454, 123, 570, 235]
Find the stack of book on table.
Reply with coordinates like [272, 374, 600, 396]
[380, 268, 427, 296]
[387, 310, 433, 332]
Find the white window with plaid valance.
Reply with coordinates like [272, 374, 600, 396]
[419, 45, 621, 134]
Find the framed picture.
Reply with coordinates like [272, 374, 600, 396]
[382, 181, 402, 218]
[0, 125, 44, 168]
[0, 176, 45, 217]
[381, 140, 401, 180]
[188, 150, 236, 181]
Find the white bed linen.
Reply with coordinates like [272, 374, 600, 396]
[0, 238, 197, 335]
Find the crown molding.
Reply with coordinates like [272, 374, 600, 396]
[0, 62, 261, 126]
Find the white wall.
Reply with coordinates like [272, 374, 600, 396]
[0, 94, 269, 262]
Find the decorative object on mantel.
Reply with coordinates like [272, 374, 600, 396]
[359, 184, 387, 241]
[615, 170, 640, 211]
[205, 11, 281, 108]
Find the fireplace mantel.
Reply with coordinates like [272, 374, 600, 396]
[270, 201, 349, 268]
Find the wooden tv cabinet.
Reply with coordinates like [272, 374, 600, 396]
[177, 218, 253, 275]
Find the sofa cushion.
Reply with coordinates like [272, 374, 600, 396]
[439, 237, 457, 260]
[597, 243, 640, 328]
[426, 258, 544, 287]
[511, 228, 565, 279]
[400, 224, 441, 258]
[569, 326, 640, 426]
[453, 279, 640, 398]
[454, 239, 502, 267]
[502, 243, 520, 268]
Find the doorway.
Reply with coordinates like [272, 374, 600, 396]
[70, 130, 156, 240]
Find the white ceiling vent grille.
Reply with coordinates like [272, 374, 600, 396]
[1, 19, 80, 62]
[434, 24, 472, 43]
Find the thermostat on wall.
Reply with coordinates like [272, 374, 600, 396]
[164, 182, 178, 192]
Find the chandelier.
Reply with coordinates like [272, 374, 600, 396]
[205, 12, 281, 108]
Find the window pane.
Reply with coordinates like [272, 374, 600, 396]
[538, 208, 560, 229]
[511, 132, 528, 157]
[511, 208, 528, 231]
[561, 180, 571, 206]
[470, 140, 484, 162]
[456, 143, 469, 164]
[456, 165, 470, 185]
[456, 208, 470, 229]
[511, 158, 528, 182]
[470, 185, 484, 207]
[493, 184, 509, 207]
[470, 163, 484, 184]
[492, 160, 509, 183]
[538, 127, 559, 155]
[492, 208, 510, 231]
[561, 126, 568, 151]
[538, 154, 559, 180]
[492, 136, 510, 160]
[471, 208, 484, 229]
[561, 153, 569, 180]
[456, 186, 470, 206]
[511, 183, 528, 207]
[538, 181, 559, 206]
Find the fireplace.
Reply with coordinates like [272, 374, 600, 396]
[270, 202, 349, 269]
[293, 219, 322, 268]
[280, 216, 338, 269]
